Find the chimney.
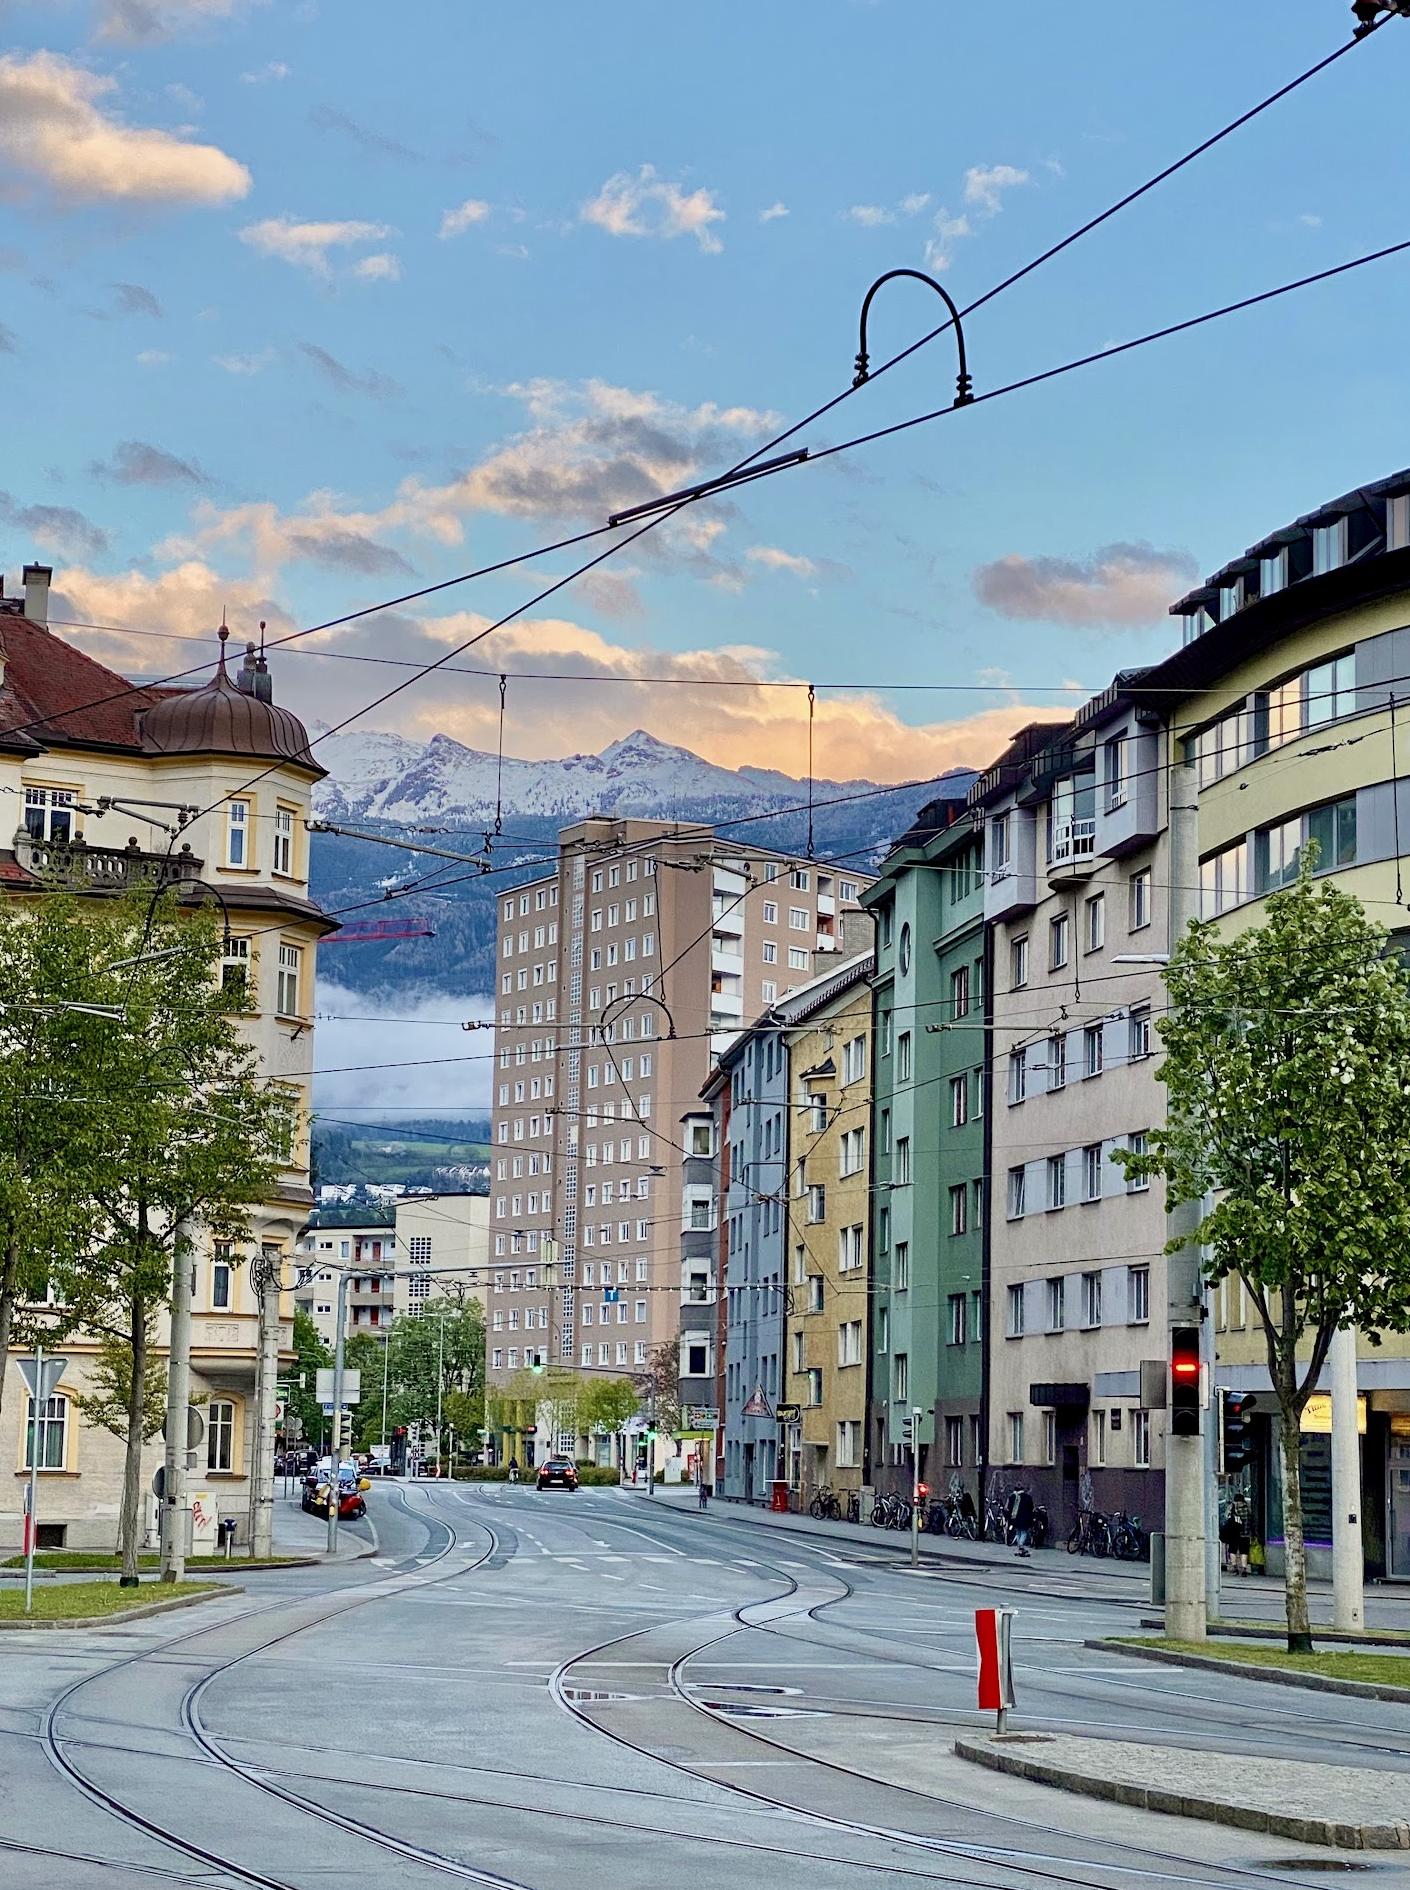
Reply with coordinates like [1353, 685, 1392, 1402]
[22, 563, 52, 625]
[236, 638, 273, 704]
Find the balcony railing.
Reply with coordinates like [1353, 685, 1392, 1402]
[15, 832, 204, 894]
[1049, 817, 1096, 865]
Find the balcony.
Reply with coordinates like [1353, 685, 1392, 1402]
[14, 831, 204, 895]
[1047, 818, 1097, 887]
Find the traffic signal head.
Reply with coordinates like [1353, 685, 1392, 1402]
[1223, 1390, 1258, 1471]
[901, 1414, 914, 1449]
[1170, 1326, 1201, 1437]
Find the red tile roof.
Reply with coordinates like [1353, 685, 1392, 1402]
[0, 614, 170, 752]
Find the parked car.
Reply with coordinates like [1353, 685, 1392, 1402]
[536, 1458, 579, 1492]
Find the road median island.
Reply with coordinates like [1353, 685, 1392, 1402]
[953, 1733, 1410, 1850]
[0, 1581, 232, 1629]
[1089, 1637, 1410, 1704]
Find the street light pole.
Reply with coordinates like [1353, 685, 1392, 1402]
[381, 1330, 390, 1447]
[435, 1316, 446, 1474]
[160, 1218, 196, 1584]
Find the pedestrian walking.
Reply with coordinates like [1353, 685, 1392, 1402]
[1007, 1486, 1035, 1557]
[698, 1480, 710, 1511]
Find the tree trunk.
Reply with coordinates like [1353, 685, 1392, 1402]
[0, 1238, 19, 1434]
[1277, 1399, 1313, 1653]
[118, 1292, 147, 1588]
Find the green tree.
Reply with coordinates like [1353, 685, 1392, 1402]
[288, 1308, 332, 1451]
[376, 1298, 485, 1462]
[637, 1340, 682, 1434]
[47, 892, 296, 1584]
[72, 1328, 168, 1451]
[579, 1375, 639, 1437]
[1116, 858, 1410, 1650]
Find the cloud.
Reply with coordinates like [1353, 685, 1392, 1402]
[92, 439, 208, 486]
[0, 52, 252, 207]
[845, 203, 895, 227]
[758, 201, 789, 222]
[581, 165, 725, 254]
[164, 495, 414, 579]
[0, 323, 16, 354]
[112, 280, 162, 317]
[312, 983, 494, 1118]
[973, 541, 1198, 628]
[963, 163, 1030, 214]
[238, 216, 396, 276]
[94, 0, 261, 42]
[899, 192, 931, 216]
[48, 560, 295, 677]
[0, 492, 108, 557]
[439, 197, 490, 238]
[746, 545, 816, 580]
[308, 104, 422, 162]
[136, 348, 171, 365]
[352, 251, 401, 282]
[298, 341, 401, 399]
[213, 347, 274, 374]
[240, 61, 290, 84]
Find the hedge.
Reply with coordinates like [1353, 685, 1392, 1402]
[449, 1464, 620, 1485]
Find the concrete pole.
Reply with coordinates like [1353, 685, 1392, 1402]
[381, 1333, 390, 1446]
[249, 1246, 281, 1560]
[435, 1317, 445, 1473]
[327, 1269, 350, 1553]
[24, 1343, 43, 1615]
[1331, 1322, 1365, 1633]
[911, 1405, 922, 1569]
[160, 1219, 195, 1583]
[1163, 743, 1207, 1642]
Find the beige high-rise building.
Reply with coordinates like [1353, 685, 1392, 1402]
[487, 816, 869, 1432]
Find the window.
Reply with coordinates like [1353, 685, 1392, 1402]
[276, 943, 302, 1017]
[950, 1074, 968, 1127]
[762, 940, 777, 964]
[808, 1275, 825, 1314]
[838, 1223, 864, 1272]
[1008, 1046, 1028, 1105]
[1006, 1283, 1025, 1338]
[791, 867, 810, 891]
[950, 965, 970, 1018]
[948, 1292, 968, 1346]
[1313, 517, 1348, 575]
[788, 947, 810, 970]
[1200, 839, 1249, 918]
[207, 1399, 235, 1473]
[893, 1353, 909, 1401]
[842, 1035, 867, 1084]
[24, 1393, 68, 1470]
[949, 1183, 967, 1236]
[23, 785, 76, 843]
[212, 1251, 232, 1309]
[1306, 795, 1358, 872]
[836, 1420, 861, 1467]
[946, 1415, 964, 1467]
[1085, 894, 1105, 954]
[894, 1137, 911, 1185]
[1133, 1409, 1152, 1468]
[1129, 1007, 1152, 1061]
[1105, 734, 1128, 810]
[1127, 1130, 1150, 1189]
[838, 1320, 863, 1366]
[221, 935, 250, 998]
[1083, 1024, 1104, 1079]
[807, 1183, 826, 1223]
[762, 901, 778, 924]
[805, 1368, 823, 1407]
[1010, 934, 1029, 989]
[789, 906, 809, 931]
[1046, 1277, 1065, 1331]
[840, 879, 857, 901]
[1082, 1142, 1103, 1202]
[879, 1008, 892, 1057]
[1043, 1411, 1056, 1465]
[1049, 912, 1069, 970]
[1081, 1270, 1103, 1328]
[1128, 1264, 1150, 1324]
[839, 1128, 865, 1176]
[992, 812, 1012, 872]
[1091, 1408, 1107, 1468]
[1007, 1166, 1026, 1218]
[1389, 492, 1410, 553]
[226, 798, 251, 868]
[1047, 1033, 1066, 1092]
[1046, 1153, 1067, 1210]
[273, 806, 294, 876]
[893, 1241, 910, 1290]
[761, 980, 777, 1005]
[896, 1032, 912, 1082]
[1007, 1411, 1024, 1465]
[1197, 703, 1249, 785]
[1129, 868, 1151, 931]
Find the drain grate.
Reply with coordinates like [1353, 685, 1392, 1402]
[1256, 1862, 1377, 1874]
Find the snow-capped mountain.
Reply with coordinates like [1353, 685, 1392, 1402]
[312, 726, 897, 826]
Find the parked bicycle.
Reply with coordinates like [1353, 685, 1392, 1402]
[870, 1490, 912, 1529]
[809, 1486, 843, 1522]
[1107, 1508, 1147, 1561]
[1067, 1507, 1111, 1557]
[845, 1490, 862, 1524]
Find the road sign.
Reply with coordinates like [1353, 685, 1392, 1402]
[161, 1406, 205, 1449]
[774, 1403, 801, 1423]
[17, 1355, 67, 1401]
[316, 1369, 360, 1404]
[741, 1386, 773, 1419]
[152, 1464, 166, 1500]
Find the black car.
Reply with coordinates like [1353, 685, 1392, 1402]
[536, 1458, 579, 1491]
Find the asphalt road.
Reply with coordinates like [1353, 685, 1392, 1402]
[2, 1481, 1407, 1890]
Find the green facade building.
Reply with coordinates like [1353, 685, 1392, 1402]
[863, 784, 985, 1501]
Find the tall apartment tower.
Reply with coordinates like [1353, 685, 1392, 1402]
[487, 816, 869, 1421]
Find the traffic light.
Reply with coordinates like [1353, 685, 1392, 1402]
[1222, 1391, 1258, 1472]
[1170, 1326, 1201, 1437]
[335, 1409, 353, 1455]
[901, 1413, 915, 1450]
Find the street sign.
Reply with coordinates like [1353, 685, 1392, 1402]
[686, 1406, 720, 1428]
[151, 1464, 166, 1500]
[774, 1403, 801, 1423]
[161, 1406, 205, 1449]
[316, 1369, 360, 1403]
[17, 1355, 67, 1401]
[741, 1386, 773, 1419]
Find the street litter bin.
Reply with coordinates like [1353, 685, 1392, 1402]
[219, 1517, 238, 1560]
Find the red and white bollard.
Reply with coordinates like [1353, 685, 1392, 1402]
[975, 1606, 1016, 1734]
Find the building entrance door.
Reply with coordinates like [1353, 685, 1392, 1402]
[1389, 1421, 1410, 1578]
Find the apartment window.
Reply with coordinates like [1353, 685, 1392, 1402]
[1389, 492, 1410, 553]
[1105, 734, 1128, 810]
[893, 1241, 910, 1290]
[951, 964, 970, 1018]
[839, 1128, 865, 1176]
[1129, 1007, 1152, 1061]
[838, 1320, 863, 1366]
[838, 1223, 864, 1272]
[1127, 1131, 1150, 1189]
[1043, 1411, 1056, 1465]
[1006, 1283, 1025, 1338]
[212, 1251, 232, 1309]
[808, 1275, 825, 1313]
[207, 1399, 236, 1473]
[1085, 893, 1105, 954]
[807, 1183, 826, 1223]
[762, 940, 777, 965]
[1129, 1264, 1150, 1324]
[842, 1034, 866, 1084]
[24, 1393, 68, 1470]
[1091, 1408, 1107, 1468]
[1007, 1411, 1024, 1465]
[1083, 1024, 1104, 1078]
[946, 1415, 964, 1467]
[950, 1074, 968, 1127]
[791, 868, 810, 891]
[221, 935, 250, 998]
[1008, 1046, 1028, 1105]
[1200, 839, 1249, 918]
[763, 900, 778, 924]
[836, 1420, 860, 1467]
[1197, 703, 1250, 786]
[893, 1353, 909, 1402]
[273, 806, 294, 876]
[226, 798, 251, 868]
[948, 1292, 967, 1346]
[1049, 912, 1070, 971]
[1007, 1166, 1026, 1218]
[1046, 1277, 1065, 1331]
[789, 906, 809, 931]
[879, 1008, 892, 1057]
[1082, 1142, 1103, 1202]
[788, 947, 809, 970]
[896, 1032, 912, 1082]
[761, 980, 777, 1004]
[949, 1183, 967, 1236]
[1133, 1409, 1152, 1468]
[804, 1367, 822, 1407]
[276, 943, 302, 1018]
[1010, 934, 1029, 988]
[1129, 868, 1152, 931]
[1046, 1153, 1067, 1211]
[23, 785, 77, 843]
[894, 1137, 911, 1185]
[840, 878, 858, 900]
[1313, 516, 1349, 575]
[1047, 1033, 1066, 1091]
[1081, 1270, 1103, 1328]
[992, 811, 1012, 872]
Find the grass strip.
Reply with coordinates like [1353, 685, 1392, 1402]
[1122, 1636, 1410, 1687]
[2, 1552, 306, 1572]
[0, 1581, 218, 1621]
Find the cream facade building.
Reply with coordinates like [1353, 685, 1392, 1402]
[0, 567, 331, 1552]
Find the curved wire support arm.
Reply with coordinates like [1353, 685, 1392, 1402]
[853, 268, 974, 406]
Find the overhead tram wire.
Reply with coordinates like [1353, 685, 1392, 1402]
[3, 18, 1388, 755]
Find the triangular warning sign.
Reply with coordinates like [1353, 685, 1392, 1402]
[741, 1385, 773, 1418]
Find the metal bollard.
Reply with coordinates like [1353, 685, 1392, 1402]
[1149, 1528, 1166, 1605]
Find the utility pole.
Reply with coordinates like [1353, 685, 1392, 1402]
[910, 1404, 922, 1569]
[380, 1331, 390, 1446]
[1331, 1323, 1365, 1632]
[249, 1245, 281, 1560]
[160, 1218, 195, 1583]
[435, 1315, 446, 1474]
[647, 1382, 657, 1497]
[327, 1266, 350, 1554]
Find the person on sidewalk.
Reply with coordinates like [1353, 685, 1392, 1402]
[508, 1458, 520, 1485]
[698, 1480, 711, 1511]
[1007, 1486, 1035, 1557]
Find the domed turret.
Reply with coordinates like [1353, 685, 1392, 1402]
[140, 628, 322, 774]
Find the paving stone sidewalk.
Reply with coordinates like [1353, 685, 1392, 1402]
[955, 1733, 1410, 1850]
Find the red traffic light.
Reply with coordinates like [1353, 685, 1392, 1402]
[1170, 1325, 1201, 1436]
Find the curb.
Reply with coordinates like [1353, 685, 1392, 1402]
[1087, 1639, 1410, 1705]
[0, 1584, 242, 1632]
[1139, 1615, 1410, 1650]
[953, 1738, 1410, 1851]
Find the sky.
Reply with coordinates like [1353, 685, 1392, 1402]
[2, 0, 1410, 789]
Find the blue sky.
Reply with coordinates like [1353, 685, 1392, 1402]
[2, 0, 1408, 784]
